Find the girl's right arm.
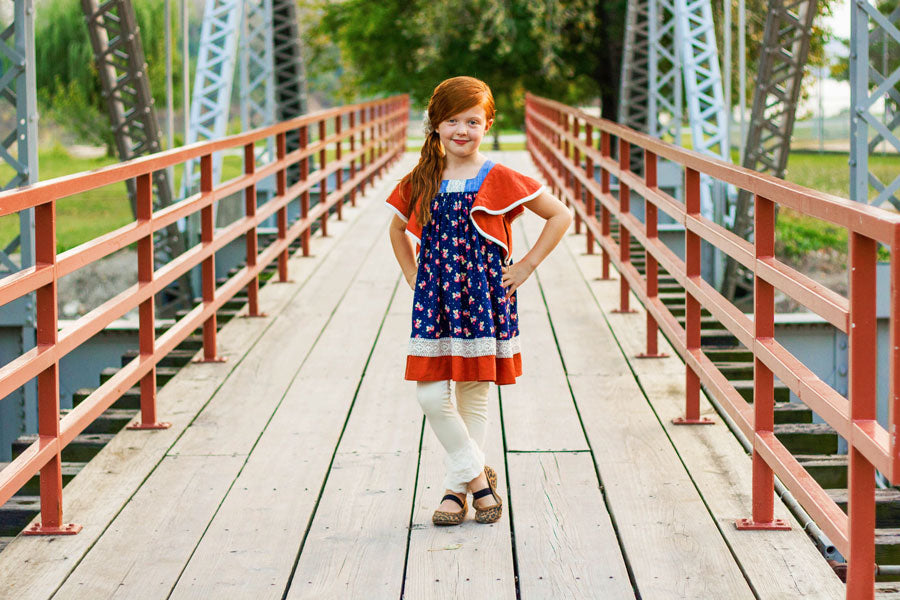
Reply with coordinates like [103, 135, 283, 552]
[388, 215, 417, 290]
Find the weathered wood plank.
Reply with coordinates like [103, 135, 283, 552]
[505, 451, 634, 598]
[0, 154, 417, 600]
[51, 455, 244, 600]
[561, 227, 846, 599]
[497, 224, 589, 452]
[518, 208, 756, 599]
[165, 210, 406, 599]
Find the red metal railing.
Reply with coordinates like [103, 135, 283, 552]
[526, 92, 899, 598]
[0, 94, 409, 534]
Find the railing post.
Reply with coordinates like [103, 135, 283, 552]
[195, 153, 226, 363]
[584, 123, 595, 255]
[611, 137, 636, 314]
[846, 230, 878, 599]
[127, 173, 171, 430]
[673, 167, 713, 425]
[318, 119, 329, 237]
[572, 116, 582, 235]
[736, 193, 789, 527]
[335, 114, 343, 220]
[349, 111, 357, 207]
[241, 143, 264, 316]
[23, 200, 81, 536]
[636, 151, 668, 360]
[368, 105, 376, 189]
[360, 107, 368, 194]
[599, 131, 612, 280]
[276, 131, 290, 282]
[300, 124, 311, 257]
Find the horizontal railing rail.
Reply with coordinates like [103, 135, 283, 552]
[525, 91, 899, 599]
[0, 94, 410, 535]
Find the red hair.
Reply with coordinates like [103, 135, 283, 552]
[400, 76, 496, 228]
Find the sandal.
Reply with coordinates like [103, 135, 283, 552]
[432, 492, 468, 526]
[472, 465, 503, 524]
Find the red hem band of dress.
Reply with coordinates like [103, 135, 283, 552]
[405, 353, 522, 385]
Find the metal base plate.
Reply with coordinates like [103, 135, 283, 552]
[672, 416, 715, 425]
[735, 518, 791, 531]
[127, 421, 172, 430]
[23, 522, 82, 535]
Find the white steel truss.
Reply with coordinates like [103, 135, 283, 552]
[181, 0, 244, 198]
[0, 0, 37, 277]
[619, 0, 729, 220]
[239, 0, 275, 163]
[850, 1, 900, 208]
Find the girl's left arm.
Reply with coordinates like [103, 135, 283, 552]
[500, 190, 573, 298]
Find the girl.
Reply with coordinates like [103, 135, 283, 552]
[385, 76, 572, 526]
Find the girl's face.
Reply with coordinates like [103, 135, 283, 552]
[437, 105, 492, 160]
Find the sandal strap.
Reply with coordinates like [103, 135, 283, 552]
[472, 487, 494, 500]
[441, 493, 465, 508]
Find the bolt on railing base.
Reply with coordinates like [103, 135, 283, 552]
[636, 352, 670, 359]
[22, 523, 82, 536]
[735, 517, 792, 531]
[611, 308, 638, 314]
[671, 416, 716, 425]
[240, 313, 269, 318]
[126, 422, 172, 430]
[192, 356, 228, 364]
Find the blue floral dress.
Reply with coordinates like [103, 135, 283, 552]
[405, 160, 522, 384]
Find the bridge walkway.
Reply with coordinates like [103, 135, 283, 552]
[0, 151, 843, 599]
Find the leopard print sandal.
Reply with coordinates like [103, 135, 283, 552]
[473, 465, 503, 524]
[432, 492, 468, 526]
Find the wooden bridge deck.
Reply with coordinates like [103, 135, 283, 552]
[0, 151, 844, 599]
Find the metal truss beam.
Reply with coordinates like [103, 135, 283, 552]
[619, 0, 651, 133]
[82, 0, 190, 311]
[182, 0, 244, 198]
[649, 0, 682, 143]
[0, 0, 37, 278]
[272, 0, 309, 184]
[722, 0, 817, 300]
[850, 1, 900, 208]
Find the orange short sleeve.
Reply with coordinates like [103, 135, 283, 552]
[384, 180, 411, 222]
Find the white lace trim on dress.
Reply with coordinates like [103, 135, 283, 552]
[408, 335, 521, 359]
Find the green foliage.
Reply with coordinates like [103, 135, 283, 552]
[34, 0, 183, 149]
[304, 0, 624, 121]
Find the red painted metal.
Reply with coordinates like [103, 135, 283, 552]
[0, 95, 409, 533]
[636, 151, 669, 360]
[612, 138, 636, 315]
[584, 123, 596, 256]
[527, 92, 900, 597]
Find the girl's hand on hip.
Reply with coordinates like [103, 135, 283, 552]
[500, 262, 530, 299]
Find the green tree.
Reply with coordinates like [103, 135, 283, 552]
[34, 0, 183, 152]
[305, 0, 623, 134]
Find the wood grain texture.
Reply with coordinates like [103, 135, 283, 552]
[561, 227, 846, 599]
[499, 224, 590, 452]
[506, 451, 634, 598]
[518, 204, 756, 599]
[0, 154, 417, 600]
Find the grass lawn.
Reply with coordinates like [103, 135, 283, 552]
[1, 140, 896, 259]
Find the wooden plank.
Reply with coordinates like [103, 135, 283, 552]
[505, 452, 634, 598]
[0, 153, 418, 600]
[282, 273, 425, 598]
[168, 229, 410, 599]
[561, 227, 846, 599]
[497, 224, 589, 452]
[51, 455, 244, 600]
[405, 387, 516, 599]
[518, 208, 756, 599]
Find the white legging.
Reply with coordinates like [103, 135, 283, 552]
[416, 379, 490, 493]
